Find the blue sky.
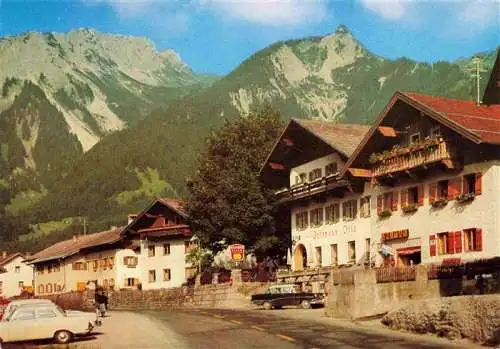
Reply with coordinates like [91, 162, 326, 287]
[1, 0, 498, 75]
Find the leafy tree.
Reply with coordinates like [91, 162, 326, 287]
[185, 243, 214, 272]
[186, 106, 285, 260]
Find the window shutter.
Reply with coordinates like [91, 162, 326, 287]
[377, 195, 383, 214]
[475, 229, 483, 251]
[454, 231, 462, 253]
[429, 183, 437, 204]
[475, 173, 482, 195]
[391, 191, 398, 211]
[446, 232, 455, 254]
[418, 184, 424, 206]
[429, 235, 436, 256]
[400, 189, 408, 207]
[447, 178, 461, 200]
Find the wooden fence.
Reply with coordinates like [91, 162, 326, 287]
[375, 266, 416, 283]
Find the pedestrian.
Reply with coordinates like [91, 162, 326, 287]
[476, 274, 485, 295]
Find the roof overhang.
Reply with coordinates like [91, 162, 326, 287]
[341, 91, 483, 178]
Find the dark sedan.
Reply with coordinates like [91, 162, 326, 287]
[251, 284, 324, 310]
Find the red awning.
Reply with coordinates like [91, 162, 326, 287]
[397, 246, 421, 255]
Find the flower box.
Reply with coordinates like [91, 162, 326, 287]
[378, 210, 392, 218]
[402, 204, 418, 214]
[456, 192, 475, 203]
[431, 198, 448, 208]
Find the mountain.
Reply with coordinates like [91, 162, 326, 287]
[0, 29, 216, 220]
[2, 26, 496, 251]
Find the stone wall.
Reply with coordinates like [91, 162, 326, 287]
[36, 282, 271, 311]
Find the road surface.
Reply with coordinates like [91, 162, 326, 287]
[88, 308, 484, 349]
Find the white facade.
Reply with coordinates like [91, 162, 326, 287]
[368, 161, 500, 266]
[139, 238, 194, 290]
[0, 255, 33, 298]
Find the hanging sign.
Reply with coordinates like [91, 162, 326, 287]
[229, 244, 245, 261]
[382, 229, 409, 242]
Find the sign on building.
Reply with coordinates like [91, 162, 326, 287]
[229, 244, 245, 261]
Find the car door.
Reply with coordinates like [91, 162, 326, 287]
[35, 307, 61, 339]
[7, 308, 36, 342]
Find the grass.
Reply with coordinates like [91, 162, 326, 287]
[114, 167, 178, 205]
[5, 188, 47, 215]
[18, 217, 75, 242]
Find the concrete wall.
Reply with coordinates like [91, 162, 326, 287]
[326, 266, 443, 319]
[0, 256, 33, 297]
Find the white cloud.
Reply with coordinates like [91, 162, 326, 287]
[457, 0, 499, 29]
[359, 0, 410, 21]
[82, 0, 155, 17]
[200, 0, 328, 26]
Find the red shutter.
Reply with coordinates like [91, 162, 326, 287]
[446, 232, 455, 254]
[429, 235, 436, 256]
[418, 184, 424, 206]
[401, 189, 408, 207]
[475, 229, 483, 251]
[454, 231, 462, 253]
[429, 183, 437, 204]
[475, 173, 482, 195]
[447, 178, 461, 200]
[377, 195, 383, 214]
[391, 191, 398, 211]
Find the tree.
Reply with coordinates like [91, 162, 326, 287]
[186, 106, 285, 260]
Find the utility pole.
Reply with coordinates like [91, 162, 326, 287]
[469, 56, 487, 105]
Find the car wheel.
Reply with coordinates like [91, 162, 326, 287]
[301, 300, 311, 309]
[54, 330, 73, 344]
[263, 302, 273, 310]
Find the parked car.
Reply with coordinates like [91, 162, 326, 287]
[251, 284, 324, 310]
[3, 299, 87, 320]
[0, 304, 99, 344]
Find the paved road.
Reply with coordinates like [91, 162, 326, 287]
[18, 308, 488, 349]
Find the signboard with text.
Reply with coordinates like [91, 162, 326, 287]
[382, 229, 409, 242]
[229, 244, 245, 262]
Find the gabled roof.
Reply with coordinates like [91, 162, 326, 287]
[482, 49, 500, 105]
[27, 228, 122, 265]
[0, 253, 26, 267]
[122, 197, 188, 235]
[341, 91, 500, 176]
[292, 119, 371, 157]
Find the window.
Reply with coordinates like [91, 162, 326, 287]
[18, 281, 24, 288]
[437, 233, 447, 255]
[12, 309, 35, 321]
[464, 228, 482, 252]
[410, 132, 421, 145]
[148, 245, 156, 257]
[126, 278, 137, 287]
[331, 244, 338, 266]
[463, 173, 482, 195]
[92, 260, 98, 272]
[348, 241, 356, 263]
[360, 196, 371, 218]
[0, 281, 2, 294]
[383, 192, 393, 211]
[365, 238, 371, 263]
[163, 269, 171, 281]
[309, 208, 323, 227]
[408, 187, 419, 205]
[315, 246, 322, 267]
[325, 162, 338, 176]
[148, 270, 156, 283]
[123, 256, 138, 267]
[325, 204, 340, 224]
[309, 168, 322, 182]
[342, 200, 358, 221]
[72, 262, 86, 270]
[48, 265, 53, 273]
[37, 266, 44, 275]
[164, 243, 171, 255]
[295, 211, 308, 230]
[108, 258, 114, 270]
[437, 180, 448, 199]
[430, 126, 441, 139]
[36, 308, 57, 318]
[295, 173, 306, 185]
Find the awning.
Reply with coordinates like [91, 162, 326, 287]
[397, 246, 421, 255]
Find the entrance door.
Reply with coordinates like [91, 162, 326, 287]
[293, 244, 307, 271]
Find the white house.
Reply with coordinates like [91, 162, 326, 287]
[0, 253, 34, 298]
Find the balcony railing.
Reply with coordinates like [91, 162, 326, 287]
[372, 139, 455, 177]
[274, 175, 348, 203]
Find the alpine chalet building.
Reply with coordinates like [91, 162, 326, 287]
[262, 51, 500, 278]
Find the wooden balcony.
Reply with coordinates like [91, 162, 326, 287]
[273, 176, 351, 204]
[372, 139, 457, 178]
